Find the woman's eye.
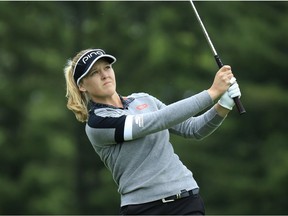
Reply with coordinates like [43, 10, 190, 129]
[90, 71, 98, 76]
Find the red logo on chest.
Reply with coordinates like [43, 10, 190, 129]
[136, 104, 148, 110]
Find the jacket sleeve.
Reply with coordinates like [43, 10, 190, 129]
[145, 94, 226, 140]
[86, 91, 214, 146]
[169, 107, 226, 140]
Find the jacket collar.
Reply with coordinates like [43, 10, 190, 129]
[89, 95, 134, 112]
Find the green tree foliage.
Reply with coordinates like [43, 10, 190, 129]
[0, 1, 287, 214]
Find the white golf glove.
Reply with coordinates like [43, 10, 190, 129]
[218, 82, 241, 110]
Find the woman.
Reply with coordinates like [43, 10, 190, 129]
[64, 48, 241, 215]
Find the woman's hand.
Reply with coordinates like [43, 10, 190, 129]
[207, 65, 235, 101]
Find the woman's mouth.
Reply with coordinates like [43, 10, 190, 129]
[103, 81, 112, 86]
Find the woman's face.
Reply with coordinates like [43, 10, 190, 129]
[79, 59, 117, 102]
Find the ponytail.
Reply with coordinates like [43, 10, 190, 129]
[64, 49, 91, 122]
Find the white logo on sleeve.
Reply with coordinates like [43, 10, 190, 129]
[135, 115, 144, 127]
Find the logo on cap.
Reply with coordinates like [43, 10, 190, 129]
[82, 50, 104, 64]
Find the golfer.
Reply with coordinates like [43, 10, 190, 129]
[64, 48, 241, 215]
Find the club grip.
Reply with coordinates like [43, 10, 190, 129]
[233, 97, 246, 115]
[215, 55, 224, 68]
[214, 55, 246, 115]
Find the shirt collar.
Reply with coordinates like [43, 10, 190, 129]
[89, 95, 135, 112]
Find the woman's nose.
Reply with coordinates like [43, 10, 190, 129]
[100, 69, 108, 79]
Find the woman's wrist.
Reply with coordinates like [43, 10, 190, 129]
[214, 103, 230, 117]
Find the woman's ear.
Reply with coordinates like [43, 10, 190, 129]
[78, 83, 86, 92]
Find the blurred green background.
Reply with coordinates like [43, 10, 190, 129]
[1, 1, 288, 214]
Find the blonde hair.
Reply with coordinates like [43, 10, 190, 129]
[64, 49, 91, 122]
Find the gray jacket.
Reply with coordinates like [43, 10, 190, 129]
[85, 90, 225, 206]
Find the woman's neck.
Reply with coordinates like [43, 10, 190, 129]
[92, 93, 123, 108]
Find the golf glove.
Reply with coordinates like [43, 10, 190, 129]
[218, 82, 241, 110]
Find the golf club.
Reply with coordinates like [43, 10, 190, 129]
[189, 0, 246, 115]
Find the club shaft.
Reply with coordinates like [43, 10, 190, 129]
[189, 0, 246, 115]
[189, 0, 217, 56]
